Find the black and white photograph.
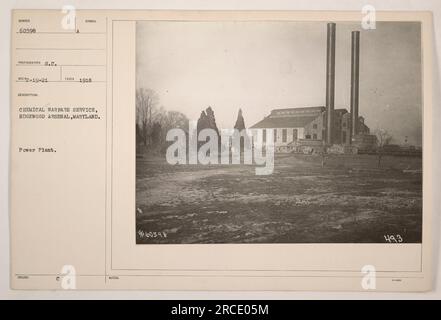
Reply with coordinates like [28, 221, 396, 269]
[5, 4, 439, 295]
[135, 21, 422, 245]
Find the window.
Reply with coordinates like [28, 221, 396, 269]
[282, 129, 287, 142]
[342, 131, 346, 143]
[313, 124, 318, 129]
[274, 129, 277, 142]
[293, 129, 298, 141]
[262, 129, 266, 142]
[313, 133, 317, 140]
[305, 134, 311, 139]
[342, 122, 346, 128]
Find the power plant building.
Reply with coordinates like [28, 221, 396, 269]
[250, 23, 377, 153]
[250, 106, 370, 151]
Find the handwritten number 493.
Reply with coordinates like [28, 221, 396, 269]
[384, 234, 403, 243]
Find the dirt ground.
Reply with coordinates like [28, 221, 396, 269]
[136, 153, 422, 244]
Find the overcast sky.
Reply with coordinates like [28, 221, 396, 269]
[136, 21, 422, 145]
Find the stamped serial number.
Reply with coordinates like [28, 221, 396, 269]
[137, 230, 167, 239]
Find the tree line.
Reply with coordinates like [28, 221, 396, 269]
[136, 88, 246, 154]
[136, 88, 189, 153]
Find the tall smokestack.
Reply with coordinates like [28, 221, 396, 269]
[350, 31, 360, 141]
[325, 23, 336, 145]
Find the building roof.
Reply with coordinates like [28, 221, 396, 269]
[250, 115, 319, 129]
[250, 106, 351, 129]
[250, 106, 323, 129]
[270, 106, 325, 114]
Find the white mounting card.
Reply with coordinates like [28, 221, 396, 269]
[10, 10, 433, 291]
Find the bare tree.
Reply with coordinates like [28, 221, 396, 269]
[158, 110, 189, 152]
[136, 88, 159, 146]
[136, 87, 190, 153]
[375, 129, 392, 168]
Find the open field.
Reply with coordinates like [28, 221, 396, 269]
[136, 153, 422, 244]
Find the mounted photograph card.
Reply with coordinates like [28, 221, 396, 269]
[10, 10, 433, 291]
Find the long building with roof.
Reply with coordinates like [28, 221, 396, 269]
[250, 106, 371, 152]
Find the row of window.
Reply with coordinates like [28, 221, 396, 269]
[261, 128, 298, 143]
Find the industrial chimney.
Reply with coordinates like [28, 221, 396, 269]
[325, 23, 336, 145]
[350, 31, 360, 141]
